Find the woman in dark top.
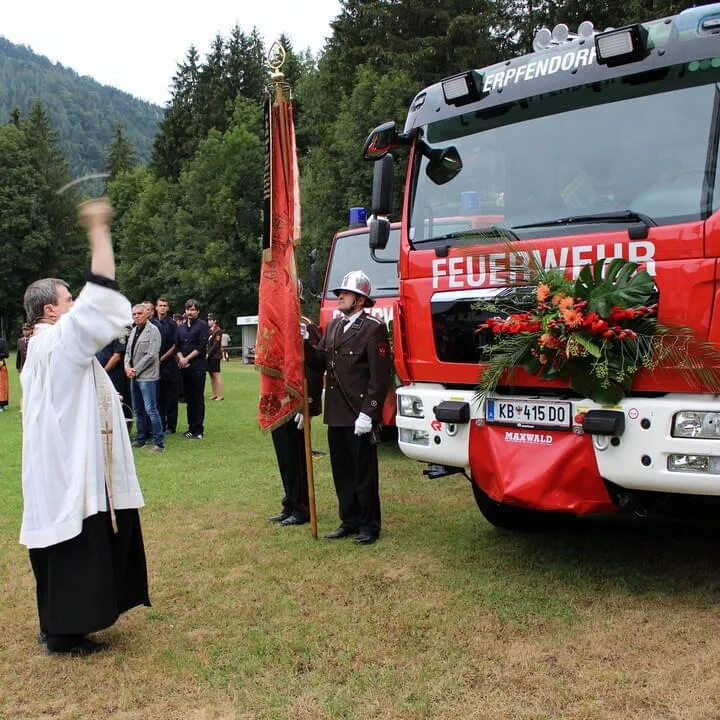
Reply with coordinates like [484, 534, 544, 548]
[206, 314, 224, 401]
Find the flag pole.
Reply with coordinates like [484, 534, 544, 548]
[268, 43, 318, 539]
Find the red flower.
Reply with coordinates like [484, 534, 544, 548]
[609, 306, 637, 322]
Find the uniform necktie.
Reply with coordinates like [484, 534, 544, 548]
[335, 318, 349, 344]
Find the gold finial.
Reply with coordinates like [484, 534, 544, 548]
[267, 42, 287, 83]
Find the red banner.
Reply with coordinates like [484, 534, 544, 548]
[256, 95, 304, 432]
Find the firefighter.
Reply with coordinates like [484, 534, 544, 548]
[305, 270, 392, 545]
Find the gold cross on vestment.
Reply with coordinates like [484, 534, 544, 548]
[101, 419, 118, 533]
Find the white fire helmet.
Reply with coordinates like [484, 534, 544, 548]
[332, 270, 375, 307]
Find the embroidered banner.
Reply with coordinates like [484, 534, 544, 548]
[256, 94, 303, 432]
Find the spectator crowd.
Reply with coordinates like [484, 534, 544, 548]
[94, 296, 228, 450]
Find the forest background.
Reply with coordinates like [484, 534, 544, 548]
[0, 0, 693, 336]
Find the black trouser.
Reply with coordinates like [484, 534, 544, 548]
[327, 426, 381, 537]
[158, 362, 179, 432]
[181, 366, 206, 435]
[271, 420, 309, 518]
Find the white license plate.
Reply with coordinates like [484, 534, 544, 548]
[485, 398, 571, 429]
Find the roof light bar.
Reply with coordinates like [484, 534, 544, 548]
[532, 21, 596, 51]
[595, 24, 649, 67]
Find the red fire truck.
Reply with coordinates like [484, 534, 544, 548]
[320, 209, 400, 426]
[364, 5, 720, 528]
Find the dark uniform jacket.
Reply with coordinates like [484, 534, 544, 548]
[307, 312, 391, 427]
[207, 326, 223, 361]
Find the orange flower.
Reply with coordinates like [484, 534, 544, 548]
[557, 296, 574, 312]
[539, 333, 558, 348]
[538, 353, 548, 365]
[551, 292, 567, 305]
[537, 284, 551, 302]
[560, 307, 583, 328]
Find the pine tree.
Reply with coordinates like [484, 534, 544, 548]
[195, 35, 229, 137]
[151, 46, 200, 179]
[22, 101, 85, 288]
[0, 122, 44, 328]
[105, 121, 137, 178]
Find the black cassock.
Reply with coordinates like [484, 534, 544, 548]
[29, 509, 150, 635]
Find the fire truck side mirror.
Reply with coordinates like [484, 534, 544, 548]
[363, 121, 398, 160]
[368, 216, 391, 251]
[371, 154, 394, 217]
[426, 146, 462, 185]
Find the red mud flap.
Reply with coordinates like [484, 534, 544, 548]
[469, 422, 616, 514]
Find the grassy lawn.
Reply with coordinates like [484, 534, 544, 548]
[2, 359, 720, 719]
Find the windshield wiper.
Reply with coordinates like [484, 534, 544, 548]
[428, 225, 520, 243]
[513, 210, 657, 230]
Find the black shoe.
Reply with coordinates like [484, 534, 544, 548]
[268, 511, 290, 523]
[37, 631, 47, 645]
[281, 514, 309, 526]
[355, 532, 378, 545]
[47, 639, 108, 657]
[323, 526, 356, 539]
[46, 634, 108, 657]
[184, 431, 203, 440]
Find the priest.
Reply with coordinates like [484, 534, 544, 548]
[20, 197, 150, 657]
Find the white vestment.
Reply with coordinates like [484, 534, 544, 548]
[20, 282, 145, 549]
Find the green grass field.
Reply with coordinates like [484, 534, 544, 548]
[2, 359, 720, 719]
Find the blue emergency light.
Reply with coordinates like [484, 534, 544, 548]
[348, 207, 367, 228]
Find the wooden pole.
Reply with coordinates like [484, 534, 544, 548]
[302, 377, 318, 538]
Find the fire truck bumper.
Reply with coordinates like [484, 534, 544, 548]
[397, 386, 720, 497]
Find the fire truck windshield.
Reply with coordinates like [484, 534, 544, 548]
[409, 63, 720, 247]
[324, 227, 400, 300]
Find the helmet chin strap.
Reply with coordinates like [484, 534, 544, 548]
[341, 294, 361, 316]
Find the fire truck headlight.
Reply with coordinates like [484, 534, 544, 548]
[398, 395, 424, 418]
[399, 428, 430, 446]
[667, 454, 713, 474]
[672, 412, 703, 438]
[672, 411, 720, 439]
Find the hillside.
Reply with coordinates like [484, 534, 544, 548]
[0, 37, 162, 176]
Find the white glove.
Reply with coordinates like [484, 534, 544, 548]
[354, 412, 373, 436]
[299, 322, 309, 340]
[294, 412, 305, 431]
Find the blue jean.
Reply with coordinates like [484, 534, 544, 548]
[131, 379, 164, 447]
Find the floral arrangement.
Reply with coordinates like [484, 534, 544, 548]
[475, 257, 720, 404]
